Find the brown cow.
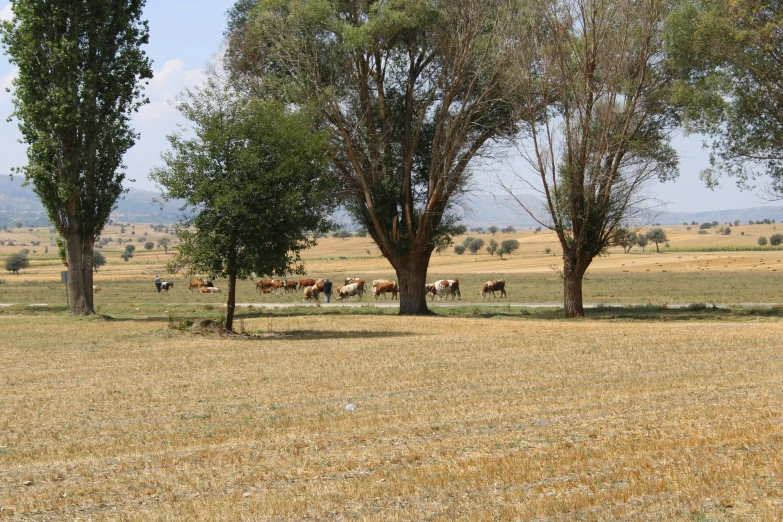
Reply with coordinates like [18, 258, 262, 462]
[481, 280, 507, 299]
[93, 285, 102, 294]
[256, 279, 273, 292]
[315, 279, 325, 292]
[189, 279, 202, 292]
[303, 285, 319, 301]
[271, 280, 285, 293]
[299, 278, 316, 291]
[373, 281, 398, 300]
[283, 279, 298, 293]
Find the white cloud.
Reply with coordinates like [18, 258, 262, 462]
[136, 59, 205, 124]
[0, 3, 12, 22]
[0, 67, 18, 103]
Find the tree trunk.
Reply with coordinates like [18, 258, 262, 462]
[225, 271, 238, 331]
[395, 253, 433, 316]
[563, 258, 588, 318]
[66, 231, 91, 316]
[82, 234, 95, 312]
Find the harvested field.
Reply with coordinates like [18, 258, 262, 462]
[1, 314, 782, 520]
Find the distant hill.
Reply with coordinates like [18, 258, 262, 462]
[3, 174, 782, 229]
[0, 174, 183, 226]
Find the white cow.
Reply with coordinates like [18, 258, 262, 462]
[429, 279, 461, 301]
[336, 282, 363, 300]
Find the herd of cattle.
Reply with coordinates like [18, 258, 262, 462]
[93, 277, 508, 299]
[246, 277, 507, 301]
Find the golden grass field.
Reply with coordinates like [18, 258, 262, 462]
[1, 314, 782, 520]
[2, 223, 783, 519]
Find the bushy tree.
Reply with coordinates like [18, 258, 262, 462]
[93, 251, 106, 272]
[454, 245, 466, 255]
[486, 239, 499, 256]
[770, 234, 783, 246]
[467, 238, 485, 254]
[488, 226, 499, 235]
[498, 239, 520, 259]
[157, 237, 171, 253]
[5, 252, 30, 274]
[124, 244, 136, 254]
[226, 0, 519, 315]
[645, 228, 668, 252]
[151, 78, 333, 331]
[758, 236, 768, 246]
[462, 237, 476, 249]
[636, 235, 649, 252]
[1, 0, 152, 315]
[144, 241, 154, 250]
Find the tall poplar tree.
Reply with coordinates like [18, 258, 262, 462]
[1, 0, 152, 315]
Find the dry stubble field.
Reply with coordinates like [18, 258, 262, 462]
[1, 314, 782, 520]
[2, 224, 783, 520]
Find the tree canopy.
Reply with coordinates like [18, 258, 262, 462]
[667, 0, 783, 199]
[226, 0, 519, 314]
[151, 77, 334, 331]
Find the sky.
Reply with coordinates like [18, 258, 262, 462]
[0, 1, 777, 213]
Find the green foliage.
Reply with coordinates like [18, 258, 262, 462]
[488, 226, 499, 235]
[5, 252, 30, 274]
[121, 251, 133, 262]
[486, 239, 499, 256]
[150, 77, 333, 321]
[645, 228, 668, 252]
[467, 238, 485, 254]
[144, 241, 154, 250]
[462, 236, 476, 248]
[501, 226, 515, 234]
[454, 245, 466, 255]
[157, 237, 171, 253]
[92, 251, 106, 272]
[636, 235, 649, 251]
[666, 0, 783, 198]
[770, 234, 783, 246]
[334, 231, 353, 239]
[124, 244, 136, 253]
[699, 222, 712, 229]
[498, 239, 520, 259]
[758, 236, 768, 246]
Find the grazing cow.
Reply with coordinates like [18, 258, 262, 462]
[271, 280, 285, 293]
[374, 281, 398, 300]
[337, 282, 364, 300]
[261, 288, 272, 294]
[160, 281, 174, 293]
[372, 279, 392, 289]
[429, 279, 460, 301]
[199, 286, 221, 294]
[93, 285, 101, 294]
[299, 278, 316, 291]
[283, 279, 298, 293]
[256, 279, 273, 292]
[303, 285, 319, 301]
[481, 280, 507, 299]
[425, 283, 435, 294]
[315, 279, 325, 292]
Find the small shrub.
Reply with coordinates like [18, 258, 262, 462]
[124, 244, 136, 253]
[5, 252, 30, 274]
[697, 230, 708, 235]
[144, 241, 155, 250]
[454, 245, 466, 255]
[740, 231, 745, 236]
[545, 248, 551, 254]
[758, 236, 768, 246]
[770, 234, 783, 246]
[686, 226, 692, 230]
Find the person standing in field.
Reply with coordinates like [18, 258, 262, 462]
[154, 275, 162, 293]
[323, 278, 332, 303]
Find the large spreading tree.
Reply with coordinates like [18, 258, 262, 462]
[151, 77, 334, 332]
[225, 0, 519, 315]
[666, 0, 783, 199]
[1, 0, 152, 315]
[503, 0, 680, 317]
